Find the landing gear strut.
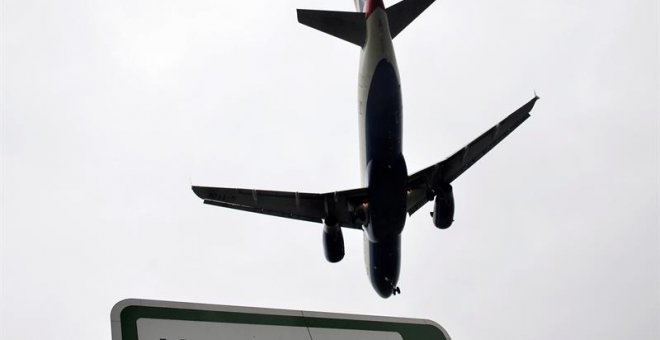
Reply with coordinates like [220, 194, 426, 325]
[385, 277, 401, 296]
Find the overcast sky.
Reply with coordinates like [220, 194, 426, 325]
[1, 0, 658, 339]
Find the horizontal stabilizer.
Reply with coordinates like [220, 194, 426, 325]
[297, 9, 366, 46]
[386, 0, 435, 39]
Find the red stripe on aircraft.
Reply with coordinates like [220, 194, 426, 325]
[365, 0, 384, 17]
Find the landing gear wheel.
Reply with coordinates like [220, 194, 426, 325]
[395, 287, 401, 295]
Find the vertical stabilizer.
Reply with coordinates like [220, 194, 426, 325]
[354, 0, 367, 12]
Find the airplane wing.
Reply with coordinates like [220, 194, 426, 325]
[192, 186, 368, 230]
[405, 96, 539, 215]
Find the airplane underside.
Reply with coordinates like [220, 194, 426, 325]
[365, 234, 402, 297]
[192, 0, 538, 298]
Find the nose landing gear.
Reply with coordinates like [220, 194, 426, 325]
[385, 277, 401, 296]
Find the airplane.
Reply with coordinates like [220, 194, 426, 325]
[192, 0, 539, 298]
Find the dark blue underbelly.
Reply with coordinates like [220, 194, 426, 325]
[367, 157, 407, 240]
[367, 235, 401, 298]
[364, 59, 407, 298]
[365, 58, 407, 241]
[366, 58, 402, 162]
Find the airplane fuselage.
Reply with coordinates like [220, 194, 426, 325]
[359, 3, 407, 298]
[193, 0, 537, 299]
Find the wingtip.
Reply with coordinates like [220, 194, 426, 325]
[295, 8, 305, 24]
[526, 91, 540, 115]
[191, 185, 205, 199]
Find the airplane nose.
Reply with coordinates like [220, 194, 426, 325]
[370, 273, 399, 298]
[374, 282, 393, 298]
[366, 236, 401, 298]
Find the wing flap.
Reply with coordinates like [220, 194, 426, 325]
[203, 199, 323, 223]
[193, 186, 325, 222]
[192, 186, 367, 229]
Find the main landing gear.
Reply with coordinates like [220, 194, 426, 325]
[392, 286, 401, 296]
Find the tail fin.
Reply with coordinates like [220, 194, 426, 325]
[354, 0, 367, 12]
[297, 9, 366, 46]
[386, 0, 435, 39]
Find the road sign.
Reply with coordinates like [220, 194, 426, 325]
[111, 299, 450, 340]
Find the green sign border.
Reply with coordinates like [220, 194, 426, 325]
[114, 300, 449, 340]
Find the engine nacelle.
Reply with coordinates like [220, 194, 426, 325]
[322, 218, 345, 263]
[432, 184, 455, 229]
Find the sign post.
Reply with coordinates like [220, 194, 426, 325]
[111, 299, 450, 340]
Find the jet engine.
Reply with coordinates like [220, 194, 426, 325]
[322, 218, 345, 263]
[432, 184, 455, 229]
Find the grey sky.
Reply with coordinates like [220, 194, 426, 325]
[1, 0, 658, 339]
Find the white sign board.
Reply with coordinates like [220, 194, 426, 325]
[111, 299, 450, 340]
